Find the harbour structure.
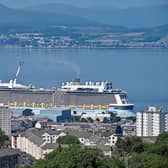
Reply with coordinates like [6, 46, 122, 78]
[11, 106, 71, 122]
[0, 64, 134, 111]
[136, 106, 168, 137]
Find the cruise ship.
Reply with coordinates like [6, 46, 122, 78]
[0, 64, 134, 111]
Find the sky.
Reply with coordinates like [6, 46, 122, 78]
[0, 0, 168, 8]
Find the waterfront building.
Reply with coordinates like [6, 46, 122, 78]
[11, 107, 71, 122]
[122, 123, 136, 136]
[136, 106, 168, 137]
[0, 104, 11, 136]
[80, 112, 111, 122]
[56, 109, 72, 122]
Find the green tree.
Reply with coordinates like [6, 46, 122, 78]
[147, 132, 168, 157]
[128, 153, 145, 168]
[131, 142, 145, 153]
[116, 136, 144, 155]
[148, 143, 168, 157]
[35, 146, 103, 168]
[19, 165, 31, 168]
[20, 146, 125, 168]
[99, 156, 125, 168]
[155, 131, 168, 144]
[129, 153, 168, 168]
[57, 135, 80, 145]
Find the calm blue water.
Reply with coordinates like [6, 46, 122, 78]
[0, 48, 168, 111]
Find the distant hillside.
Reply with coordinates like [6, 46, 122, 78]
[26, 3, 84, 15]
[142, 24, 168, 42]
[0, 4, 168, 48]
[1, 3, 167, 28]
[0, 4, 97, 27]
[0, 0, 168, 9]
[26, 3, 168, 27]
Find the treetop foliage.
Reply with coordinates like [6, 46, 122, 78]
[57, 135, 80, 145]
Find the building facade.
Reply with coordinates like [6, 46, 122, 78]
[12, 129, 66, 159]
[0, 104, 11, 136]
[136, 106, 168, 137]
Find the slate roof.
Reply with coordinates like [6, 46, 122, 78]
[0, 149, 20, 157]
[20, 130, 44, 146]
[19, 128, 67, 147]
[66, 130, 92, 139]
[41, 143, 59, 150]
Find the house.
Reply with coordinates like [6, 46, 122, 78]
[0, 149, 20, 168]
[105, 134, 118, 146]
[11, 128, 67, 159]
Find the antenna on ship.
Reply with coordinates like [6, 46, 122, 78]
[13, 61, 24, 85]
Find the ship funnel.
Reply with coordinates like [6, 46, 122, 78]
[72, 78, 80, 85]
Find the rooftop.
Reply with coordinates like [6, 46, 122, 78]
[0, 149, 20, 157]
[139, 106, 168, 113]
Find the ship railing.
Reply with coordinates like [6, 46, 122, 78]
[8, 102, 53, 108]
[68, 104, 109, 110]
[83, 104, 108, 110]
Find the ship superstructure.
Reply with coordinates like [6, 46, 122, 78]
[55, 78, 134, 110]
[0, 62, 55, 107]
[0, 62, 30, 89]
[60, 78, 113, 92]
